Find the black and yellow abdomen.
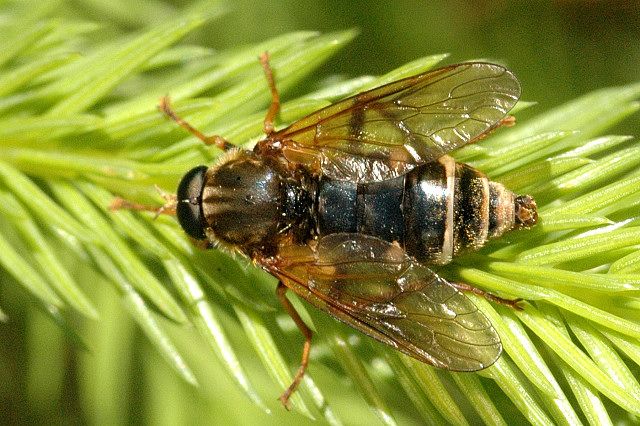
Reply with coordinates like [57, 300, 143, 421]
[316, 155, 537, 264]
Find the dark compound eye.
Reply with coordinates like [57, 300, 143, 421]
[176, 165, 208, 240]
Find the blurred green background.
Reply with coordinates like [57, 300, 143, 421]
[203, 0, 640, 125]
[79, 0, 640, 121]
[2, 0, 640, 425]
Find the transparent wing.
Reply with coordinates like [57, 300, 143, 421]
[266, 233, 502, 370]
[262, 62, 520, 182]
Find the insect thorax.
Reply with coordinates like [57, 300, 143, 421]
[200, 150, 314, 256]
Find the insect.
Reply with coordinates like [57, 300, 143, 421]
[113, 53, 537, 408]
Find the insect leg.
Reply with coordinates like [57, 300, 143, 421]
[110, 186, 177, 217]
[470, 115, 517, 144]
[259, 51, 280, 136]
[451, 281, 523, 310]
[500, 115, 517, 127]
[275, 281, 312, 409]
[158, 96, 232, 151]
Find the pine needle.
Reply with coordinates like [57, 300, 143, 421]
[1, 2, 639, 424]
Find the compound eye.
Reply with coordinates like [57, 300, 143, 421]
[176, 165, 208, 240]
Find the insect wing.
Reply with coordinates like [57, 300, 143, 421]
[267, 62, 520, 182]
[268, 233, 501, 370]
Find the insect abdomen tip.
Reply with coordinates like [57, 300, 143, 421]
[514, 194, 537, 227]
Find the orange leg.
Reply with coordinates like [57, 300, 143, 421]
[109, 186, 177, 217]
[158, 96, 232, 151]
[276, 281, 312, 410]
[259, 51, 280, 136]
[500, 115, 517, 127]
[451, 281, 523, 310]
[471, 115, 517, 143]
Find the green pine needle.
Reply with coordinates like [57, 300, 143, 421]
[1, 2, 640, 425]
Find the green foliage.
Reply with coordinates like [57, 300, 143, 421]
[1, 1, 640, 424]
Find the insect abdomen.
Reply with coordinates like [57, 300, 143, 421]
[316, 156, 535, 264]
